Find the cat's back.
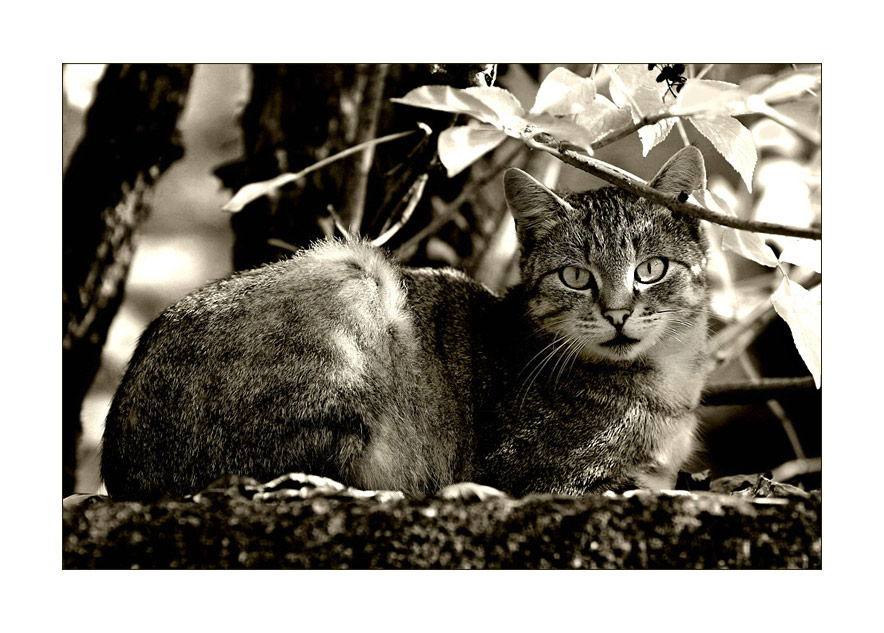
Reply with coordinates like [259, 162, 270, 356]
[101, 240, 491, 500]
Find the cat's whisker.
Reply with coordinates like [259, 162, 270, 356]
[549, 336, 583, 389]
[518, 337, 571, 414]
[517, 335, 569, 380]
[555, 337, 586, 387]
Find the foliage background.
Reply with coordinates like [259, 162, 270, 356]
[63, 63, 821, 495]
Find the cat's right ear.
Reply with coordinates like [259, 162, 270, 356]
[504, 168, 572, 244]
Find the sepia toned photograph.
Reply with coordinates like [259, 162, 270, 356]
[62, 62, 821, 571]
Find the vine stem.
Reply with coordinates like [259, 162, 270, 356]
[526, 137, 822, 241]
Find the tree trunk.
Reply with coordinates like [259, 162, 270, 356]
[62, 64, 194, 496]
[214, 63, 496, 271]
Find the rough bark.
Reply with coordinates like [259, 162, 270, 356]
[62, 473, 821, 569]
[62, 64, 194, 496]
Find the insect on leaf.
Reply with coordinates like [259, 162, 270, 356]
[606, 64, 669, 122]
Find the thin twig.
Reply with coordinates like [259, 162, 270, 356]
[739, 354, 807, 459]
[591, 111, 672, 151]
[675, 117, 691, 147]
[222, 128, 426, 213]
[771, 457, 821, 483]
[696, 64, 715, 80]
[527, 138, 822, 240]
[371, 173, 428, 247]
[709, 297, 779, 366]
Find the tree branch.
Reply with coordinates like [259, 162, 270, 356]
[526, 138, 822, 241]
[701, 376, 817, 406]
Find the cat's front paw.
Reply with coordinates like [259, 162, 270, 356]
[437, 482, 509, 502]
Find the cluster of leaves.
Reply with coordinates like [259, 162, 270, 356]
[390, 64, 821, 386]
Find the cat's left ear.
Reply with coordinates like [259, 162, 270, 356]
[648, 146, 707, 195]
[504, 168, 573, 244]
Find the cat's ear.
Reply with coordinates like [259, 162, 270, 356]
[648, 146, 707, 195]
[504, 168, 572, 243]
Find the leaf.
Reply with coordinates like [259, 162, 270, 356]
[222, 172, 301, 212]
[530, 67, 597, 116]
[771, 275, 821, 387]
[741, 67, 821, 102]
[693, 188, 777, 267]
[437, 125, 506, 177]
[777, 237, 821, 273]
[688, 115, 757, 192]
[670, 79, 749, 117]
[638, 118, 676, 156]
[525, 112, 597, 152]
[721, 228, 779, 267]
[606, 64, 668, 122]
[461, 86, 528, 133]
[528, 68, 628, 150]
[579, 94, 634, 145]
[391, 85, 502, 126]
[760, 71, 820, 101]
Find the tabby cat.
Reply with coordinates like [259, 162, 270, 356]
[101, 146, 711, 501]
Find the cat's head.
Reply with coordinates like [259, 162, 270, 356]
[504, 147, 710, 364]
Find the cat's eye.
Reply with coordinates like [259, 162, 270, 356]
[634, 257, 668, 284]
[558, 266, 594, 290]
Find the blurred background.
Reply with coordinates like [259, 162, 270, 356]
[62, 63, 821, 496]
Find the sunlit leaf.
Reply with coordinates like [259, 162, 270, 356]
[222, 172, 301, 212]
[527, 112, 597, 152]
[530, 67, 597, 116]
[670, 79, 749, 117]
[578, 95, 633, 146]
[771, 275, 821, 387]
[754, 158, 817, 228]
[777, 237, 821, 273]
[391, 85, 502, 126]
[688, 115, 757, 192]
[638, 118, 676, 156]
[606, 64, 668, 122]
[693, 188, 777, 267]
[438, 125, 506, 177]
[741, 67, 821, 102]
[462, 86, 528, 132]
[529, 68, 628, 150]
[721, 228, 779, 267]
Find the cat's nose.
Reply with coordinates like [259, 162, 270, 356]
[602, 309, 632, 327]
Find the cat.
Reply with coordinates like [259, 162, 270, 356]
[100, 146, 711, 502]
